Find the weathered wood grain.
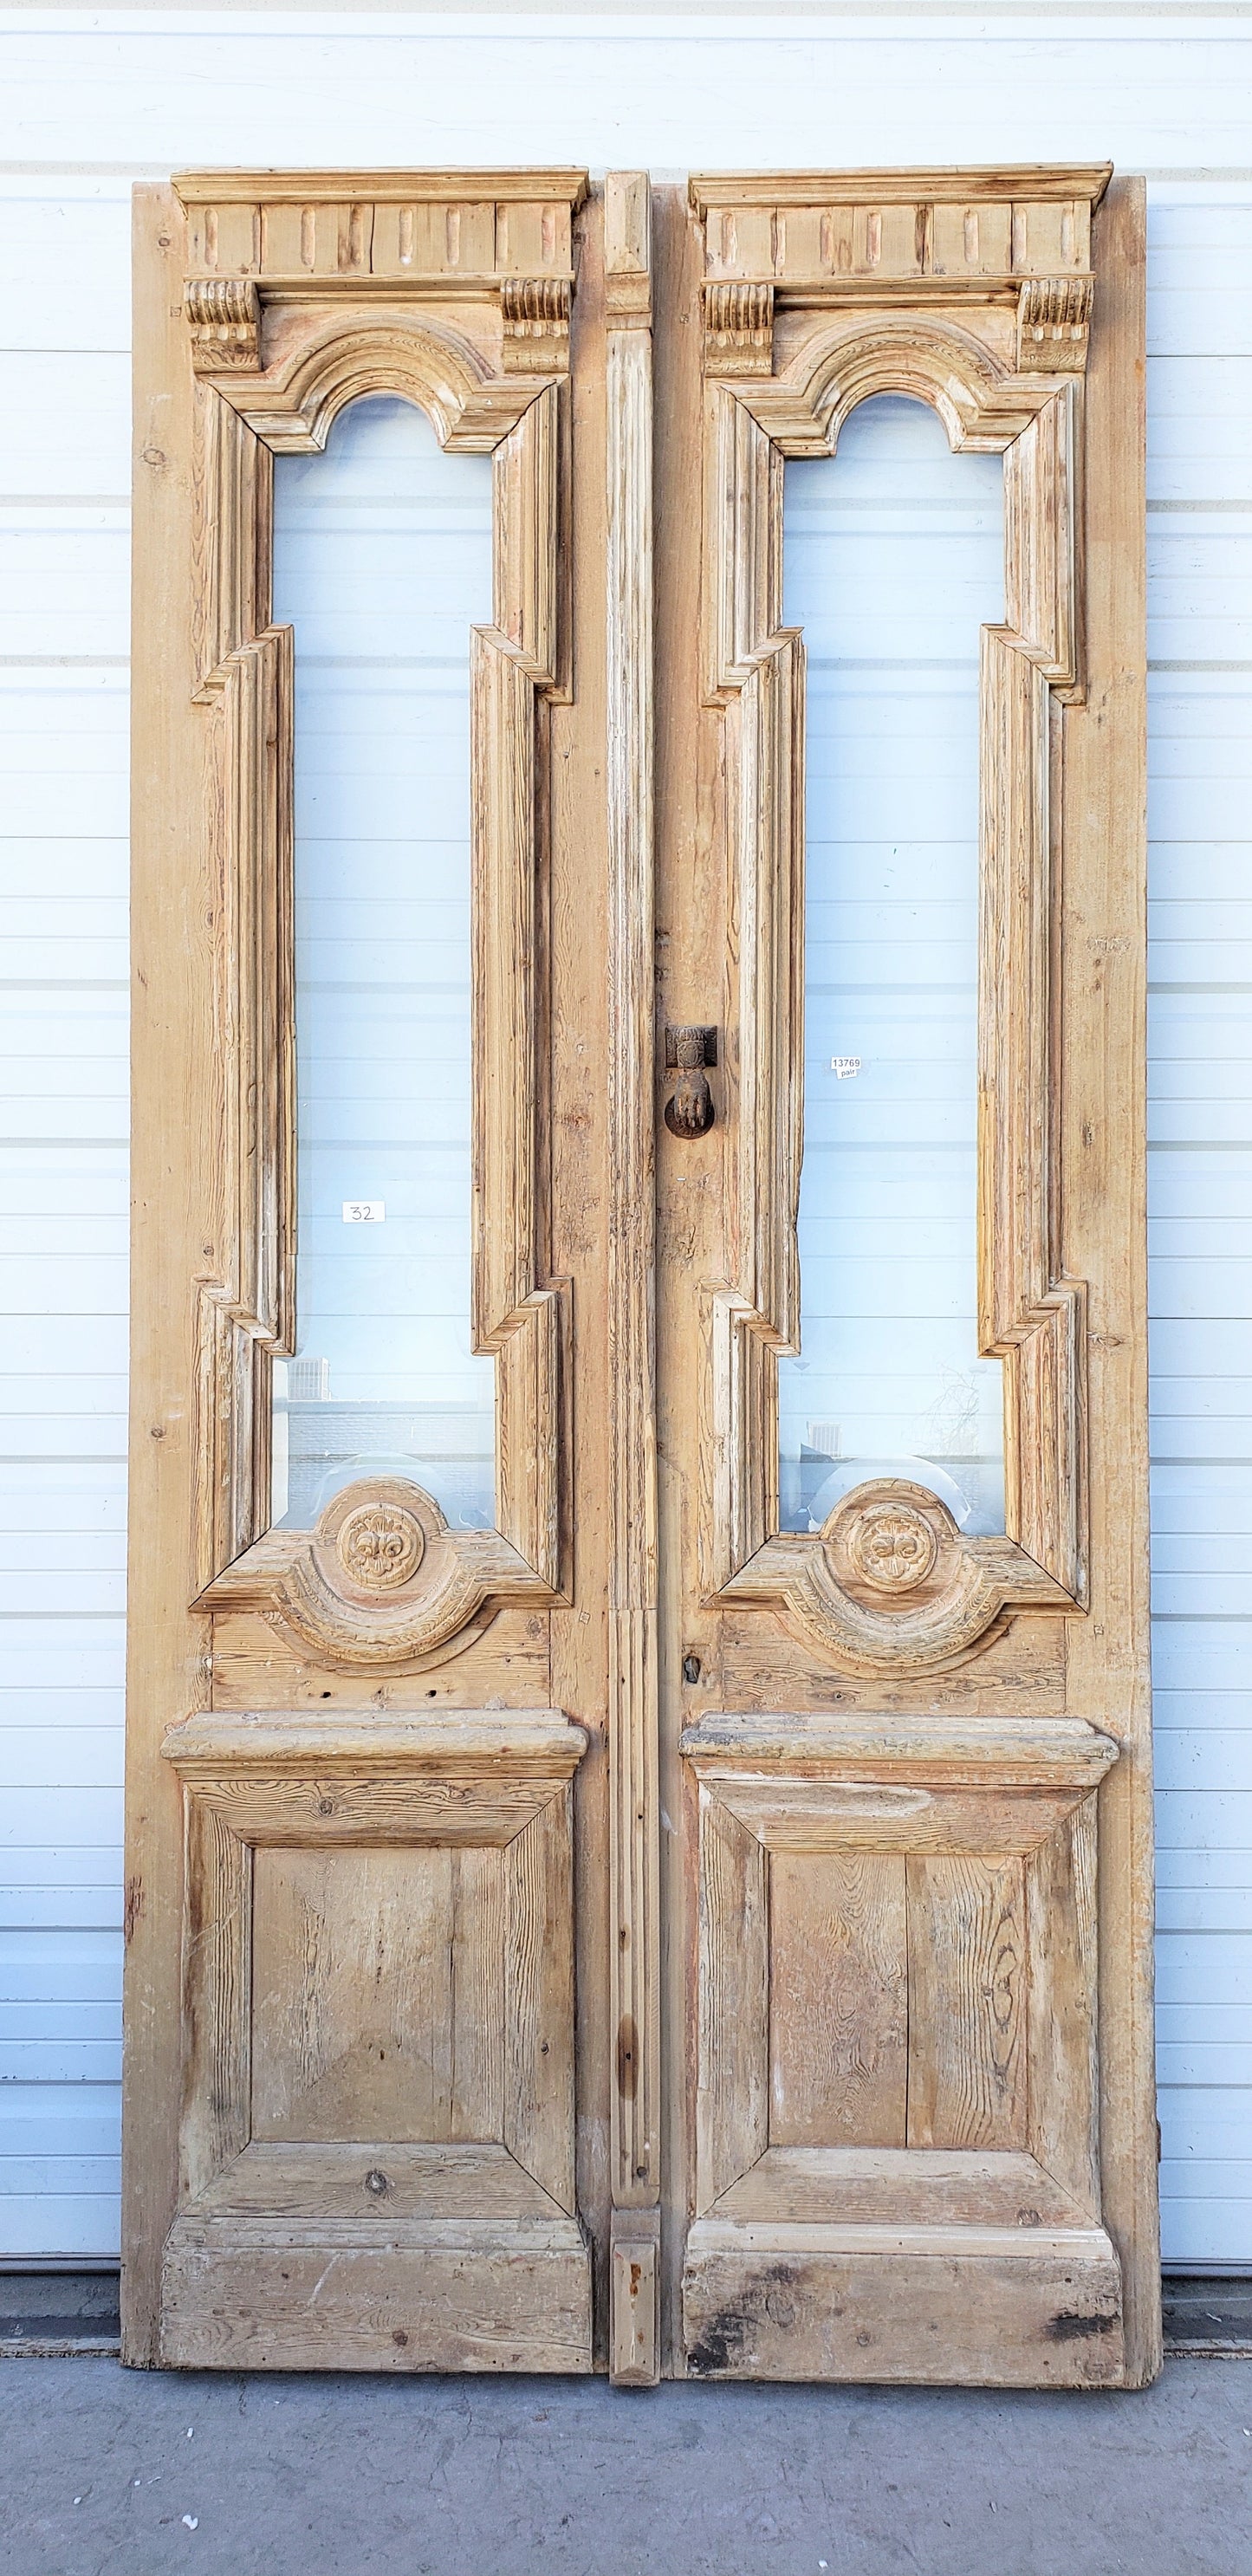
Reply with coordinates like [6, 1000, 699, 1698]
[161, 2220, 592, 2372]
[193, 2140, 563, 2219]
[682, 1708, 1119, 1786]
[179, 1801, 252, 2204]
[717, 1606, 1068, 1714]
[906, 1856, 1028, 2151]
[1059, 175, 1159, 2385]
[206, 1606, 552, 1710]
[129, 163, 1152, 2389]
[1028, 1794, 1101, 2216]
[716, 2145, 1091, 2231]
[683, 2224, 1124, 2386]
[249, 1844, 504, 2146]
[610, 2217, 661, 2386]
[505, 1789, 579, 2214]
[696, 1788, 769, 2212]
[769, 1853, 908, 2148]
[123, 183, 209, 2364]
[604, 167, 661, 2382]
[545, 183, 615, 2364]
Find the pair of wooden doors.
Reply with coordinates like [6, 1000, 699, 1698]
[125, 164, 1158, 2384]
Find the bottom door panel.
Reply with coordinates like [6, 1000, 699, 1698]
[680, 1712, 1123, 2385]
[156, 1708, 591, 2372]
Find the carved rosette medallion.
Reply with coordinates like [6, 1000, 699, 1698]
[335, 1500, 425, 1592]
[199, 1473, 555, 1672]
[845, 1498, 938, 1593]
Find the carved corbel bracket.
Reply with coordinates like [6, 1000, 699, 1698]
[702, 281, 775, 377]
[186, 277, 260, 373]
[1016, 275, 1093, 373]
[198, 1476, 555, 1674]
[502, 276, 570, 373]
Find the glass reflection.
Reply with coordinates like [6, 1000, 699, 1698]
[270, 395, 495, 1532]
[778, 396, 1005, 1537]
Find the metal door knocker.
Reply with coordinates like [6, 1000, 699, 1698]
[665, 1026, 717, 1137]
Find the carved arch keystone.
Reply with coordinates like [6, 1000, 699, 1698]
[691, 165, 1110, 1674]
[179, 168, 587, 1669]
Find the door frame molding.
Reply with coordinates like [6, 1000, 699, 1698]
[691, 165, 1111, 1676]
[179, 169, 586, 1662]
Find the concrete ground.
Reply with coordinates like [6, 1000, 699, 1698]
[2, 2359, 1251, 2576]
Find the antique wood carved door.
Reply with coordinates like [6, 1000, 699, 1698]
[126, 166, 1157, 2384]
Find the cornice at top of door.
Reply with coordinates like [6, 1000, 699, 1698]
[174, 168, 590, 206]
[688, 166, 1113, 214]
[173, 169, 589, 297]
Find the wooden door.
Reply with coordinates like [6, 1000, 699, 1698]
[656, 167, 1157, 2389]
[125, 165, 1157, 2385]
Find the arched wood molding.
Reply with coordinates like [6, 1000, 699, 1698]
[200, 1476, 548, 1675]
[179, 168, 587, 1666]
[691, 165, 1109, 1674]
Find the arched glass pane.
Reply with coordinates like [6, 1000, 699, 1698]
[778, 395, 1005, 1537]
[269, 395, 495, 1532]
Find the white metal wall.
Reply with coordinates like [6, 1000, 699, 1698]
[1, 3, 1248, 2267]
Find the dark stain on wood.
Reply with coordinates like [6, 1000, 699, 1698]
[1046, 2307, 1114, 2340]
[617, 2014, 639, 2100]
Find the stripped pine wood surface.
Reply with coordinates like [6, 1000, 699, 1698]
[604, 171, 662, 2379]
[120, 161, 1153, 2389]
[905, 1856, 1028, 2152]
[2, 29, 1248, 2301]
[768, 1853, 909, 2151]
[248, 1844, 506, 2145]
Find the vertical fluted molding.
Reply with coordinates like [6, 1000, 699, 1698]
[604, 174, 661, 2383]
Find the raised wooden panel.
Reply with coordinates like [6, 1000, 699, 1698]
[181, 1802, 252, 2206]
[905, 1855, 1028, 2151]
[695, 1787, 769, 2212]
[768, 1853, 907, 2149]
[503, 1788, 579, 2212]
[1028, 1799, 1101, 2216]
[717, 2145, 1091, 2231]
[157, 1706, 589, 2371]
[250, 1845, 504, 2146]
[682, 1707, 1120, 2378]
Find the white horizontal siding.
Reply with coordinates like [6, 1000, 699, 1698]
[1, 4, 1249, 2263]
[1144, 183, 1252, 2263]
